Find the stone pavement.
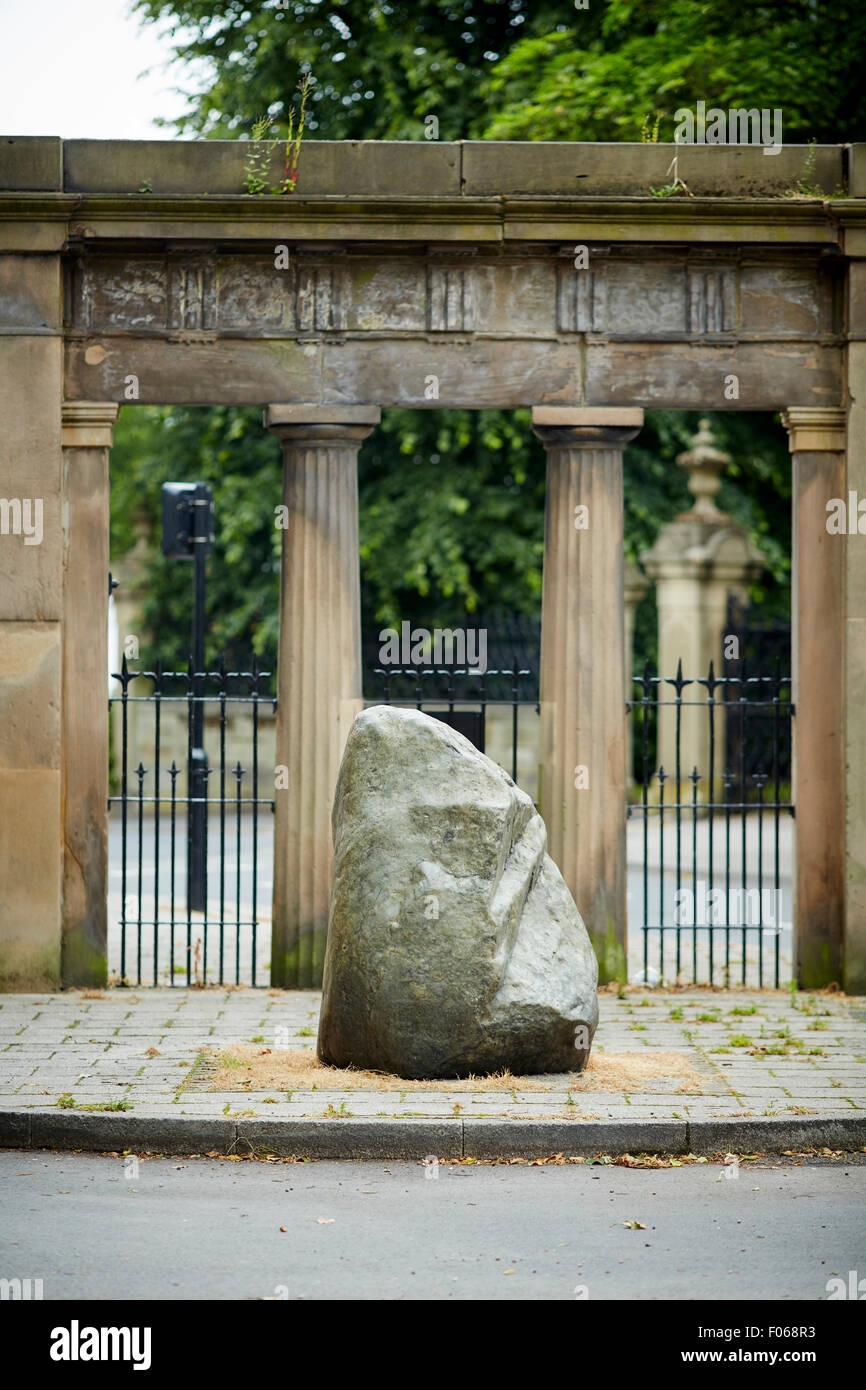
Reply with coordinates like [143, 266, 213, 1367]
[1, 986, 864, 1157]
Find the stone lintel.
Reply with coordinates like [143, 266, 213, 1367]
[0, 138, 844, 201]
[782, 407, 847, 453]
[0, 137, 62, 191]
[850, 145, 866, 200]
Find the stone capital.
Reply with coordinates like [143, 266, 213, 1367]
[61, 401, 119, 450]
[782, 407, 847, 453]
[264, 404, 381, 449]
[531, 406, 643, 449]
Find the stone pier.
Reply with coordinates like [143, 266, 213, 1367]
[61, 403, 118, 986]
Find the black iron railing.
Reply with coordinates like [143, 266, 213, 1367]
[724, 595, 792, 788]
[627, 659, 794, 988]
[109, 656, 275, 987]
[108, 649, 792, 991]
[368, 666, 538, 786]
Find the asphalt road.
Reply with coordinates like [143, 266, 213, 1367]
[1, 1151, 863, 1301]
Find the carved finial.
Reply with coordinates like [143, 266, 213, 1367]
[675, 418, 731, 519]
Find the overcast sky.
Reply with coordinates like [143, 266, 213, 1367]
[0, 0, 205, 137]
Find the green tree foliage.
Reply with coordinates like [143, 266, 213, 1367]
[110, 407, 283, 672]
[359, 409, 545, 629]
[111, 403, 790, 673]
[131, 0, 579, 140]
[111, 406, 547, 671]
[134, 0, 865, 144]
[483, 0, 866, 142]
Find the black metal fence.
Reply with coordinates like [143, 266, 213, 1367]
[109, 656, 275, 987]
[627, 659, 794, 987]
[367, 665, 539, 785]
[724, 595, 792, 789]
[108, 648, 794, 991]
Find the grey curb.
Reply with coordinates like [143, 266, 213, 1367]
[4, 1112, 234, 1154]
[462, 1118, 686, 1157]
[2, 1110, 865, 1158]
[0, 1111, 30, 1148]
[685, 1116, 866, 1155]
[234, 1118, 462, 1160]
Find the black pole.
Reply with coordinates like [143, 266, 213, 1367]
[160, 481, 214, 917]
[188, 488, 210, 911]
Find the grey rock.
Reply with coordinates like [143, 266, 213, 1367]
[317, 706, 598, 1079]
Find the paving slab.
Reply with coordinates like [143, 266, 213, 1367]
[1, 987, 864, 1158]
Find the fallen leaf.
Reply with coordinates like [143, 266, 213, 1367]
[279, 1226, 287, 1233]
[503, 1269, 515, 1275]
[623, 1220, 646, 1230]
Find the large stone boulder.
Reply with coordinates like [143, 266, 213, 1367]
[317, 705, 598, 1079]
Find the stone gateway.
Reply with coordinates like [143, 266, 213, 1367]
[317, 706, 599, 1079]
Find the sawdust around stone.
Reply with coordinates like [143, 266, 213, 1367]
[205, 1046, 706, 1094]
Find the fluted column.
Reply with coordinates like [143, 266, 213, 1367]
[782, 407, 846, 987]
[532, 407, 643, 983]
[61, 402, 119, 986]
[265, 406, 379, 987]
[843, 259, 866, 994]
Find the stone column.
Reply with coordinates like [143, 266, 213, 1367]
[0, 254, 63, 991]
[532, 407, 643, 983]
[641, 420, 764, 796]
[843, 253, 866, 994]
[782, 407, 847, 987]
[61, 403, 119, 986]
[264, 406, 379, 988]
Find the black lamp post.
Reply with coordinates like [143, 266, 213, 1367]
[161, 481, 214, 913]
